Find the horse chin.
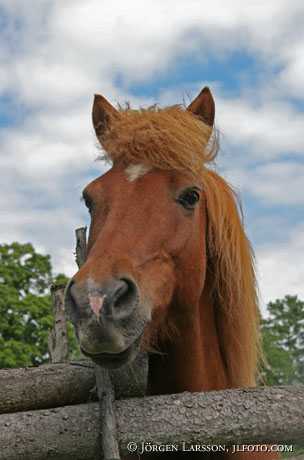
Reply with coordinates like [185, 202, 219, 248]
[81, 333, 143, 369]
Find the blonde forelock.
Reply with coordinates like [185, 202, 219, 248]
[99, 105, 218, 176]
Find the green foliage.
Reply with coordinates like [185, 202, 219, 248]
[0, 242, 79, 368]
[261, 295, 304, 385]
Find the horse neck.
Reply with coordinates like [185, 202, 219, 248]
[147, 278, 228, 395]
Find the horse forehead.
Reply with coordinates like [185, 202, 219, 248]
[125, 163, 152, 182]
[86, 163, 185, 198]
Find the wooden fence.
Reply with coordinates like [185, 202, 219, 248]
[0, 227, 303, 459]
[0, 362, 303, 459]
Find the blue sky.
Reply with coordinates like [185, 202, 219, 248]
[0, 0, 303, 312]
[120, 51, 260, 98]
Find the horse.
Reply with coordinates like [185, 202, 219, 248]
[65, 87, 277, 459]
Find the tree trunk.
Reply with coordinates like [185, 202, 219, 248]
[0, 385, 303, 459]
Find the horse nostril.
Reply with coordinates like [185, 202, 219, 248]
[69, 281, 84, 309]
[113, 279, 128, 304]
[64, 279, 83, 322]
[65, 279, 90, 322]
[111, 278, 137, 315]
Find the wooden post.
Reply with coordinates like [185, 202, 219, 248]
[74, 226, 121, 460]
[47, 229, 87, 366]
[96, 367, 121, 460]
[75, 227, 87, 268]
[48, 284, 69, 363]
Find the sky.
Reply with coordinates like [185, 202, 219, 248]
[0, 0, 303, 315]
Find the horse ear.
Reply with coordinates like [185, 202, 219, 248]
[92, 94, 120, 141]
[187, 87, 215, 127]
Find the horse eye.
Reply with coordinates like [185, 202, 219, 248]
[178, 189, 200, 209]
[83, 198, 92, 214]
[81, 191, 93, 213]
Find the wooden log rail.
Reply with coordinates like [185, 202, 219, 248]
[0, 354, 148, 414]
[0, 385, 303, 459]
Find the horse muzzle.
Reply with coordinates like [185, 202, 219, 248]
[64, 277, 148, 368]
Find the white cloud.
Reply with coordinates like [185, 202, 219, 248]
[224, 161, 304, 205]
[279, 42, 304, 96]
[257, 224, 304, 308]
[0, 171, 92, 277]
[1, 0, 304, 101]
[216, 97, 304, 159]
[0, 0, 303, 308]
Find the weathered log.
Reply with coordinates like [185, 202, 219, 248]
[0, 386, 303, 459]
[0, 353, 148, 414]
[48, 284, 69, 363]
[48, 226, 87, 364]
[96, 366, 120, 460]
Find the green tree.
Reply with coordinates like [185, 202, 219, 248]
[261, 295, 304, 385]
[0, 242, 78, 368]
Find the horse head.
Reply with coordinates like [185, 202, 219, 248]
[65, 88, 215, 369]
[65, 88, 259, 395]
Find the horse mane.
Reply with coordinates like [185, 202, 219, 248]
[99, 104, 261, 388]
[203, 170, 261, 387]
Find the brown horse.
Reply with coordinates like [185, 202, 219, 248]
[65, 88, 276, 459]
